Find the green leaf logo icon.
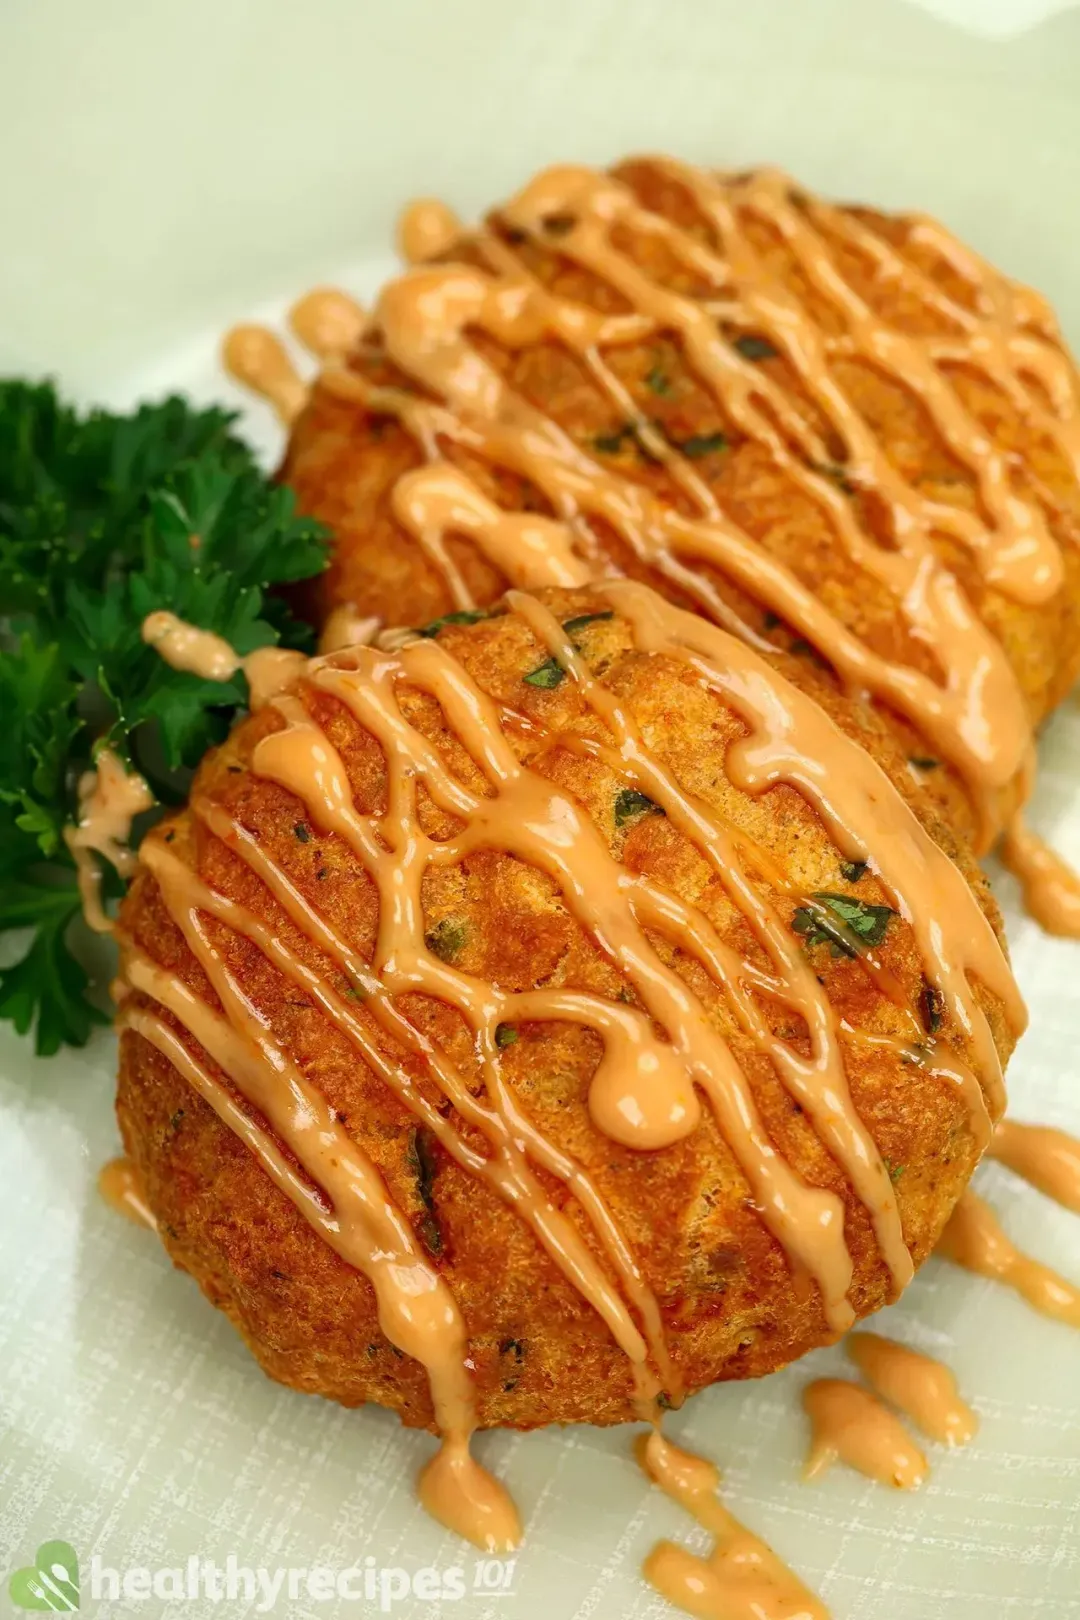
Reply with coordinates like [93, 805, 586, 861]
[7, 1541, 80, 1610]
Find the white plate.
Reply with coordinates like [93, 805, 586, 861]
[2, 4, 1080, 1617]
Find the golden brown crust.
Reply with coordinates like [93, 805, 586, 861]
[117, 589, 1013, 1431]
[281, 162, 1080, 849]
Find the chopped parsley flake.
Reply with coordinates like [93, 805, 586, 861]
[562, 611, 613, 635]
[425, 919, 468, 962]
[733, 335, 779, 362]
[407, 1125, 442, 1256]
[417, 609, 489, 638]
[593, 425, 633, 455]
[674, 431, 728, 459]
[523, 657, 565, 689]
[614, 789, 665, 828]
[792, 892, 896, 957]
[815, 461, 858, 495]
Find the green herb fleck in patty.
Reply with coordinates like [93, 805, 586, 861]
[733, 335, 779, 362]
[417, 609, 489, 637]
[792, 892, 896, 957]
[673, 431, 728, 459]
[425, 919, 468, 962]
[592, 425, 634, 455]
[523, 657, 565, 689]
[562, 611, 613, 635]
[614, 789, 665, 828]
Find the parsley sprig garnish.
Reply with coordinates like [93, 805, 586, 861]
[0, 380, 329, 1054]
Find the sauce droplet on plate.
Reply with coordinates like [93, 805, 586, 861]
[938, 1191, 1080, 1327]
[639, 1427, 827, 1619]
[990, 1119, 1080, 1213]
[1000, 817, 1080, 937]
[222, 324, 308, 423]
[398, 198, 465, 264]
[846, 1333, 977, 1446]
[803, 1378, 928, 1489]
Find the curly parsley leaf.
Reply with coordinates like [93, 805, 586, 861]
[0, 378, 330, 1055]
[0, 638, 82, 861]
[0, 900, 108, 1056]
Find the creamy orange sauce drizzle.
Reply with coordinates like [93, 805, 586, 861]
[1001, 816, 1080, 937]
[398, 198, 465, 265]
[97, 1156, 156, 1231]
[64, 749, 154, 934]
[803, 1379, 928, 1488]
[939, 1190, 1080, 1326]
[288, 288, 367, 361]
[990, 1119, 1080, 1212]
[392, 465, 593, 602]
[847, 1332, 977, 1446]
[135, 828, 665, 1382]
[316, 604, 382, 655]
[638, 1429, 827, 1620]
[140, 611, 307, 710]
[117, 942, 519, 1552]
[372, 161, 1074, 835]
[130, 153, 1080, 1583]
[243, 647, 310, 711]
[608, 585, 1022, 1089]
[142, 610, 242, 681]
[115, 579, 1022, 1552]
[223, 159, 1080, 873]
[222, 325, 308, 424]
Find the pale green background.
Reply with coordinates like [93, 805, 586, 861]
[1, 3, 1079, 1617]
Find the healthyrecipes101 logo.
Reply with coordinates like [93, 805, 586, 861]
[6, 1541, 518, 1611]
[7, 1540, 81, 1610]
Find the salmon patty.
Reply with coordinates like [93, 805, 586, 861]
[274, 158, 1080, 857]
[115, 585, 1020, 1431]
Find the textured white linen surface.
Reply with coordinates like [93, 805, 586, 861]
[2, 1, 1080, 1614]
